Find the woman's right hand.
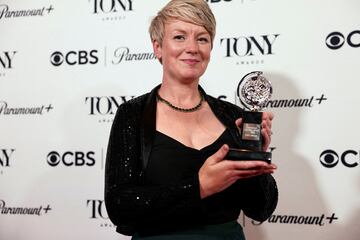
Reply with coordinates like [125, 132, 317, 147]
[198, 144, 277, 199]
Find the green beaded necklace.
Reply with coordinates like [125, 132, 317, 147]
[156, 91, 204, 112]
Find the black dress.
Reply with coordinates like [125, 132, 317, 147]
[132, 129, 246, 239]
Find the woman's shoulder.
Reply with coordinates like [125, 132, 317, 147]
[113, 86, 158, 126]
[116, 91, 152, 116]
[111, 93, 150, 128]
[118, 85, 159, 110]
[121, 92, 149, 108]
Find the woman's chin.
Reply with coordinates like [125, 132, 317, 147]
[178, 72, 205, 83]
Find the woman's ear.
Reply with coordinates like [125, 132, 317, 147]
[152, 40, 162, 63]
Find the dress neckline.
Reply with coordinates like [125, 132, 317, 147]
[155, 129, 228, 152]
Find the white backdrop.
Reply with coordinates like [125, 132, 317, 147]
[1, 0, 360, 239]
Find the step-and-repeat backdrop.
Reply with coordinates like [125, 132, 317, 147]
[1, 0, 359, 239]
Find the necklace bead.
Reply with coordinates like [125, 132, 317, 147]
[156, 91, 204, 112]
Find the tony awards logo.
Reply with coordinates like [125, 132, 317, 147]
[227, 71, 272, 163]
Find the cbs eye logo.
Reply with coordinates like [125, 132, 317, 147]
[50, 52, 64, 66]
[326, 30, 360, 50]
[320, 149, 359, 168]
[47, 151, 96, 167]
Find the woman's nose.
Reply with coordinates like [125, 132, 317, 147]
[185, 39, 199, 54]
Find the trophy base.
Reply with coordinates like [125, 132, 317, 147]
[226, 148, 272, 164]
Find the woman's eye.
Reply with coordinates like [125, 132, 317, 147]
[198, 37, 209, 43]
[174, 35, 185, 40]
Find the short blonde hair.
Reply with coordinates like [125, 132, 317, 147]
[149, 0, 216, 46]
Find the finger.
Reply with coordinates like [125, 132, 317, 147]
[263, 111, 274, 121]
[236, 164, 277, 175]
[210, 144, 229, 163]
[261, 121, 271, 136]
[270, 164, 277, 169]
[231, 160, 271, 170]
[261, 128, 270, 151]
[262, 112, 273, 129]
[262, 118, 272, 130]
[237, 169, 275, 179]
[226, 163, 276, 180]
[235, 118, 242, 128]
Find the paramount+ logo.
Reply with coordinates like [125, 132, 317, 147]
[320, 149, 360, 168]
[47, 151, 96, 167]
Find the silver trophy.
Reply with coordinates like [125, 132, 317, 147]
[227, 71, 272, 163]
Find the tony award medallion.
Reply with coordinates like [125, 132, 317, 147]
[227, 71, 272, 164]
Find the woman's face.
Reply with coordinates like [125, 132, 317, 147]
[153, 19, 212, 84]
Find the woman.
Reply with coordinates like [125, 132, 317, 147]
[105, 0, 278, 239]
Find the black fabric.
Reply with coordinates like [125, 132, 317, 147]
[132, 221, 245, 240]
[104, 85, 278, 236]
[145, 129, 235, 185]
[143, 129, 244, 229]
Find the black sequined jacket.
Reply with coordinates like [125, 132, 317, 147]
[104, 85, 278, 236]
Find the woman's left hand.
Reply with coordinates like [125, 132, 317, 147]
[235, 111, 274, 151]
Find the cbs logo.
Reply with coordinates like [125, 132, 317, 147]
[319, 149, 359, 168]
[47, 151, 96, 167]
[326, 30, 360, 50]
[50, 50, 98, 66]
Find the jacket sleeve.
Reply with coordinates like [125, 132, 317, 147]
[104, 102, 203, 235]
[240, 174, 278, 222]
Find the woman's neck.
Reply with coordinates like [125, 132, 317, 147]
[159, 79, 201, 105]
